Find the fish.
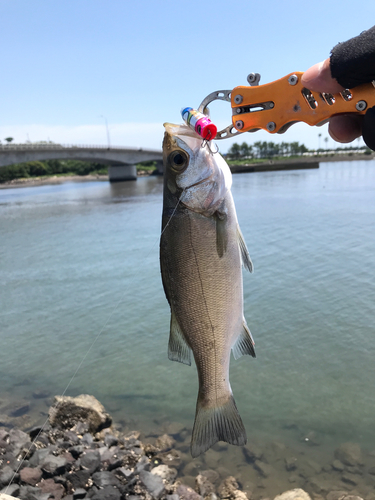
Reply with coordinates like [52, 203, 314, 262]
[159, 123, 255, 458]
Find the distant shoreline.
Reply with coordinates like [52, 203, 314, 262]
[0, 153, 374, 190]
[229, 152, 375, 173]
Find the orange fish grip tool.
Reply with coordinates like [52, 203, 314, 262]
[197, 71, 375, 140]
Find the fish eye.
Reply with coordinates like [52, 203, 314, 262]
[169, 151, 188, 172]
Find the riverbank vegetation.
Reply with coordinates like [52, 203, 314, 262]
[0, 159, 109, 183]
[0, 159, 158, 183]
[226, 140, 372, 164]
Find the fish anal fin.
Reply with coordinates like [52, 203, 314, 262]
[168, 312, 191, 366]
[237, 224, 253, 273]
[215, 212, 228, 258]
[232, 320, 256, 359]
[191, 395, 247, 458]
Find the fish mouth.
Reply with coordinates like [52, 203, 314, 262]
[163, 122, 198, 139]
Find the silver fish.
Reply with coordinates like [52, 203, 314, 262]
[160, 123, 255, 457]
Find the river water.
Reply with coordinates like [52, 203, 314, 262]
[1, 160, 375, 494]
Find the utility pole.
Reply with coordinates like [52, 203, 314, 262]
[100, 115, 111, 149]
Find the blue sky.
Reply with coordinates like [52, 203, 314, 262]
[1, 0, 374, 152]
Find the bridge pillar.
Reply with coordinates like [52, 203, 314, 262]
[108, 164, 137, 182]
[155, 160, 164, 175]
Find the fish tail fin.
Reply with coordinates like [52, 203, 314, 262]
[190, 395, 247, 458]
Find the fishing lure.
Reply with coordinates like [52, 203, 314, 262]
[181, 107, 217, 141]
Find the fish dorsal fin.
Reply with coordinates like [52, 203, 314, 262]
[168, 311, 192, 366]
[237, 224, 253, 273]
[216, 212, 228, 258]
[232, 320, 256, 359]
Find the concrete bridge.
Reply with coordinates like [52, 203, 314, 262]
[0, 143, 164, 181]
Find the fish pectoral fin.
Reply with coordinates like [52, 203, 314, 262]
[215, 212, 228, 258]
[237, 224, 253, 273]
[191, 394, 247, 458]
[232, 320, 256, 359]
[168, 312, 192, 366]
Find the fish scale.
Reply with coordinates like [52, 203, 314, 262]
[160, 123, 255, 457]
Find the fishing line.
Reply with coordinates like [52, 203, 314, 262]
[160, 188, 185, 238]
[5, 184, 185, 494]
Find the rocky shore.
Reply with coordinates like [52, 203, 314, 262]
[1, 395, 375, 500]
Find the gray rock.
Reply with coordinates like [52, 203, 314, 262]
[218, 476, 239, 499]
[306, 460, 322, 474]
[154, 433, 176, 451]
[288, 474, 300, 483]
[341, 472, 358, 486]
[368, 467, 375, 475]
[49, 394, 112, 433]
[69, 445, 86, 458]
[41, 454, 68, 476]
[80, 450, 101, 473]
[0, 466, 17, 486]
[334, 443, 363, 466]
[91, 486, 122, 499]
[242, 444, 263, 463]
[28, 426, 46, 441]
[104, 434, 118, 448]
[81, 433, 93, 446]
[201, 470, 220, 484]
[9, 401, 30, 418]
[91, 471, 121, 489]
[326, 491, 349, 500]
[285, 457, 298, 471]
[18, 485, 43, 500]
[307, 477, 332, 495]
[29, 447, 57, 467]
[151, 464, 178, 482]
[274, 489, 312, 500]
[0, 430, 9, 441]
[134, 455, 151, 474]
[32, 389, 51, 399]
[332, 460, 345, 472]
[139, 470, 165, 499]
[117, 467, 133, 479]
[8, 429, 30, 457]
[155, 449, 181, 468]
[64, 430, 80, 444]
[175, 484, 203, 500]
[253, 460, 273, 478]
[72, 489, 87, 500]
[68, 470, 91, 490]
[345, 465, 363, 475]
[195, 474, 215, 497]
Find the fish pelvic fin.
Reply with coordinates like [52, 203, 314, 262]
[168, 311, 191, 366]
[232, 320, 256, 359]
[237, 224, 253, 273]
[191, 395, 247, 458]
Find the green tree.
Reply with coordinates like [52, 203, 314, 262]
[4, 137, 13, 143]
[240, 142, 251, 157]
[228, 143, 241, 159]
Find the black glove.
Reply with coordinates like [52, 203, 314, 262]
[330, 26, 375, 150]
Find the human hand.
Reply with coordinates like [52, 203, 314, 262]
[301, 58, 364, 144]
[301, 26, 375, 150]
